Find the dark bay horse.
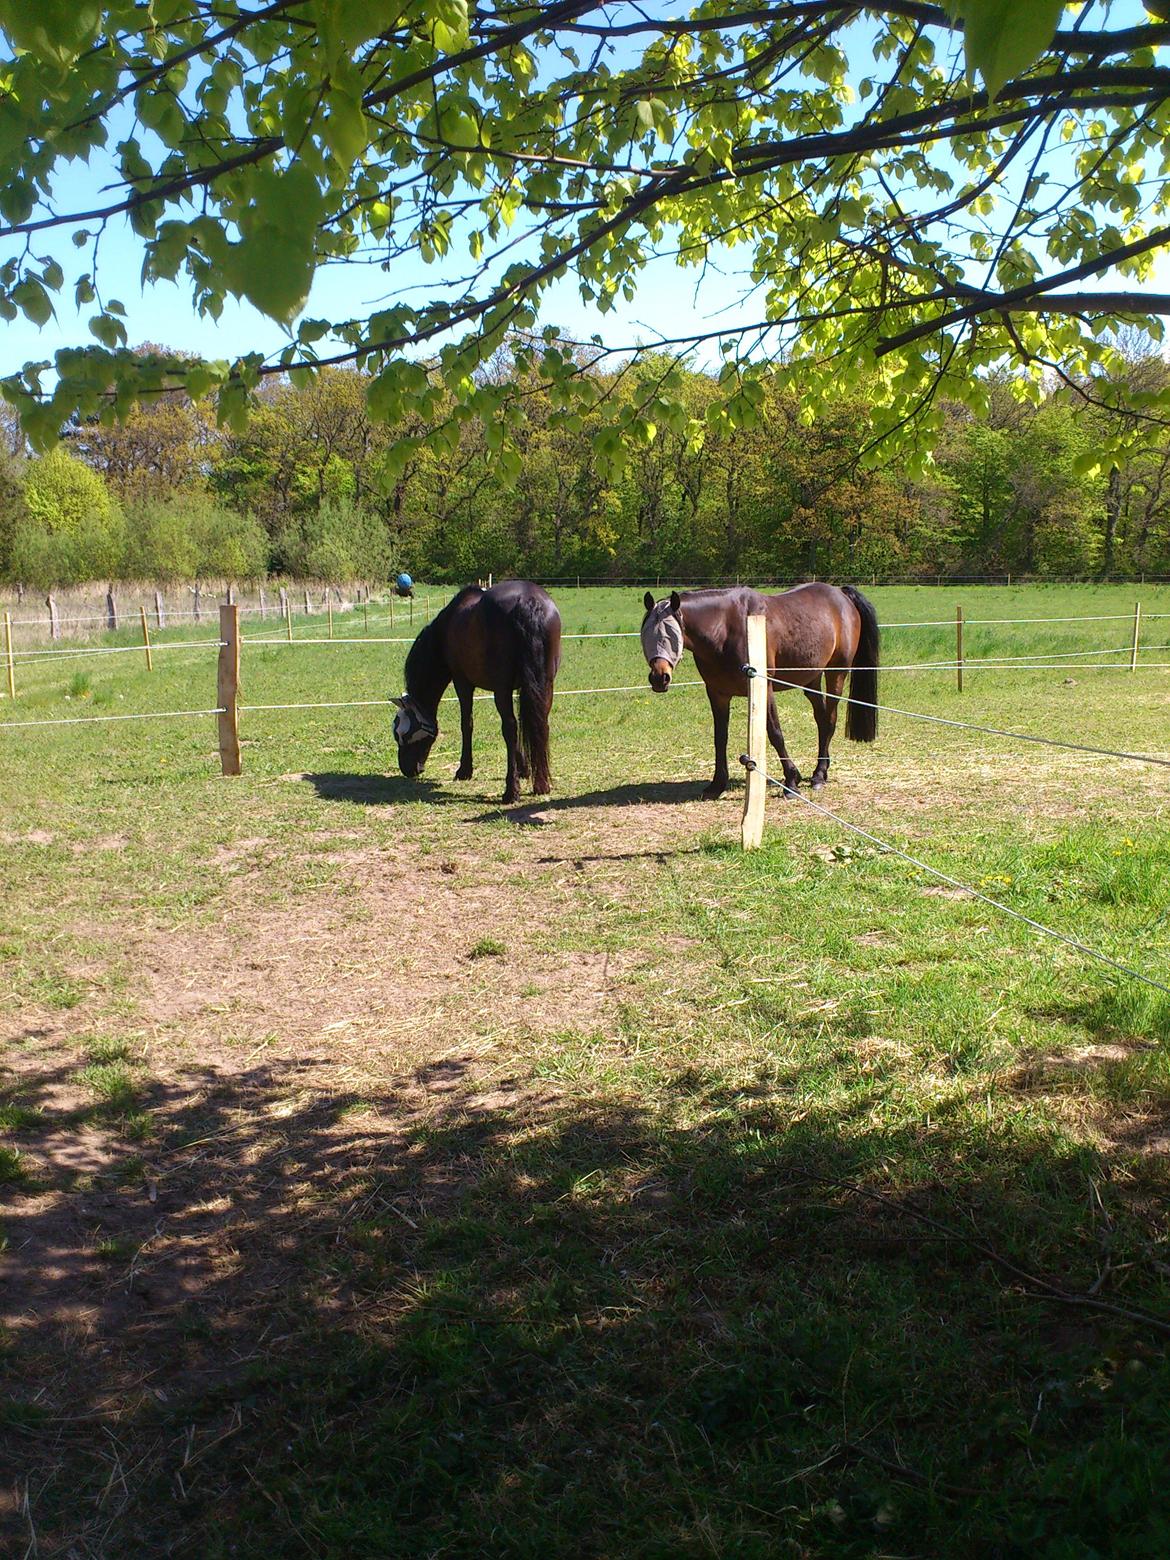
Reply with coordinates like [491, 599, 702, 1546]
[640, 583, 879, 798]
[393, 581, 561, 803]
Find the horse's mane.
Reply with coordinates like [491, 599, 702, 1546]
[403, 586, 482, 699]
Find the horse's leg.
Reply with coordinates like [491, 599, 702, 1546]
[765, 689, 803, 795]
[494, 688, 522, 804]
[806, 670, 845, 789]
[703, 691, 731, 799]
[514, 692, 530, 781]
[454, 676, 474, 780]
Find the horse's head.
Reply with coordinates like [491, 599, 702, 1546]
[391, 695, 439, 777]
[641, 590, 684, 691]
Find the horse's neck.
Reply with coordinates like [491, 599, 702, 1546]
[406, 633, 451, 715]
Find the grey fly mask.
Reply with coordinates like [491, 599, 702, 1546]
[640, 599, 685, 670]
[392, 695, 438, 746]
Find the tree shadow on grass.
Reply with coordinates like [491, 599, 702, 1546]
[2, 1054, 1170, 1559]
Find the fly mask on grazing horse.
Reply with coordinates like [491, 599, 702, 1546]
[392, 694, 439, 776]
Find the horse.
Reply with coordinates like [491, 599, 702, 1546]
[640, 582, 880, 798]
[392, 580, 561, 803]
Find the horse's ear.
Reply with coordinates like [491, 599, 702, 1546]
[643, 591, 655, 612]
[669, 590, 682, 617]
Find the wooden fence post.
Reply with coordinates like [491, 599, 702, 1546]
[956, 604, 964, 693]
[140, 606, 153, 671]
[741, 613, 768, 850]
[192, 583, 202, 623]
[363, 600, 369, 634]
[259, 586, 268, 620]
[105, 587, 118, 633]
[155, 589, 165, 630]
[218, 603, 241, 776]
[4, 612, 14, 700]
[227, 582, 236, 605]
[303, 587, 311, 617]
[328, 593, 334, 640]
[47, 593, 60, 640]
[1130, 601, 1142, 671]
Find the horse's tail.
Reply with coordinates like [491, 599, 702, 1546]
[841, 584, 879, 742]
[514, 598, 558, 794]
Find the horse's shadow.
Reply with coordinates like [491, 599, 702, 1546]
[306, 774, 716, 816]
[304, 772, 467, 807]
[469, 778, 714, 822]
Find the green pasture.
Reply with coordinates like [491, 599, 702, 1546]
[2, 583, 1170, 1557]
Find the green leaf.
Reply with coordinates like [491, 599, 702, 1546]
[954, 0, 1064, 99]
[12, 279, 52, 326]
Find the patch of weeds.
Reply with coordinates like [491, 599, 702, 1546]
[0, 1100, 43, 1133]
[334, 1099, 375, 1120]
[28, 972, 88, 1010]
[95, 1235, 138, 1263]
[469, 936, 506, 960]
[0, 1146, 31, 1186]
[78, 1061, 139, 1112]
[113, 1155, 147, 1185]
[122, 1111, 156, 1142]
[86, 1034, 132, 1064]
[0, 1397, 49, 1431]
[0, 937, 23, 959]
[68, 671, 92, 699]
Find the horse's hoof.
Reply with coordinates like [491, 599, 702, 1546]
[810, 779, 826, 793]
[454, 766, 473, 781]
[502, 788, 521, 805]
[701, 784, 727, 801]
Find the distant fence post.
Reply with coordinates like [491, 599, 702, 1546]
[259, 586, 268, 621]
[4, 612, 14, 700]
[328, 592, 334, 640]
[741, 613, 768, 850]
[1131, 601, 1142, 671]
[227, 582, 236, 605]
[192, 583, 202, 623]
[47, 593, 59, 640]
[218, 603, 241, 776]
[105, 587, 118, 633]
[956, 604, 964, 694]
[303, 587, 311, 617]
[140, 606, 153, 672]
[155, 590, 165, 630]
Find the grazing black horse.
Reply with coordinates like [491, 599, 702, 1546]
[392, 581, 562, 803]
[640, 582, 880, 798]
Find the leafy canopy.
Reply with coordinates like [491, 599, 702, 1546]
[1, 1, 1168, 465]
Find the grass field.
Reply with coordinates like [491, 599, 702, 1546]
[2, 582, 1170, 1558]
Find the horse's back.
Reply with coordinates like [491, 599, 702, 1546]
[764, 582, 861, 664]
[450, 580, 560, 690]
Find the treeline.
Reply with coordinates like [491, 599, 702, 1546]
[1, 346, 1168, 588]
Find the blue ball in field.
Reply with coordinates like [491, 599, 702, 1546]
[395, 572, 413, 596]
